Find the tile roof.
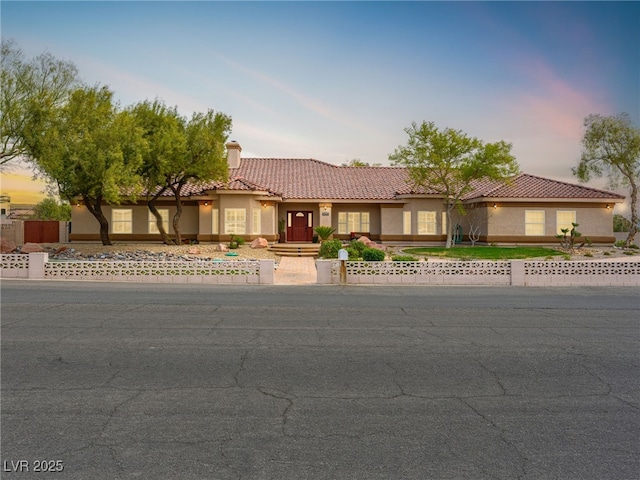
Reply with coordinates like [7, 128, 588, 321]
[161, 158, 624, 202]
[464, 173, 624, 200]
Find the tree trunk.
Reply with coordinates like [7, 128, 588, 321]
[83, 195, 112, 245]
[445, 203, 455, 248]
[169, 182, 184, 245]
[147, 186, 174, 245]
[626, 181, 638, 246]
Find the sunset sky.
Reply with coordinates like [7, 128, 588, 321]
[1, 1, 638, 210]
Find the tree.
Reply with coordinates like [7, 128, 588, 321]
[130, 99, 187, 245]
[341, 158, 382, 167]
[167, 110, 230, 244]
[1, 39, 79, 168]
[34, 85, 146, 245]
[613, 214, 633, 233]
[31, 197, 71, 221]
[389, 121, 519, 248]
[573, 113, 640, 246]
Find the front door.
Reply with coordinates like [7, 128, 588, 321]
[288, 211, 313, 242]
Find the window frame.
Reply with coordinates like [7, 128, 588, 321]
[224, 208, 246, 235]
[111, 209, 132, 234]
[525, 210, 545, 236]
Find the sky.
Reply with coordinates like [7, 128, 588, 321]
[1, 1, 638, 210]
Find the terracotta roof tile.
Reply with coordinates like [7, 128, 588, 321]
[464, 173, 624, 200]
[152, 159, 623, 202]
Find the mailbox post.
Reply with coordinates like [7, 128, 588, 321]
[338, 248, 348, 285]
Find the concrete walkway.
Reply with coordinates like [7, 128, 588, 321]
[274, 256, 317, 285]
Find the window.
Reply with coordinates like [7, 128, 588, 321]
[211, 209, 219, 234]
[525, 210, 545, 236]
[225, 208, 246, 234]
[252, 208, 261, 235]
[403, 211, 412, 235]
[111, 209, 132, 234]
[556, 211, 576, 235]
[417, 211, 436, 234]
[442, 212, 447, 236]
[148, 209, 169, 234]
[338, 212, 370, 234]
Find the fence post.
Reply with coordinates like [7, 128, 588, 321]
[316, 260, 332, 284]
[28, 252, 48, 279]
[259, 259, 275, 284]
[511, 260, 525, 286]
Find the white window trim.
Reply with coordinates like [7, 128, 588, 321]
[252, 208, 261, 235]
[212, 209, 219, 235]
[417, 211, 436, 235]
[338, 211, 370, 234]
[525, 210, 545, 236]
[556, 210, 577, 235]
[111, 209, 132, 234]
[403, 211, 412, 235]
[224, 208, 246, 235]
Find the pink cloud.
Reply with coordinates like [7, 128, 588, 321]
[508, 56, 612, 141]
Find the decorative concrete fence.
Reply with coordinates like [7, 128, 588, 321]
[317, 259, 640, 287]
[0, 253, 275, 284]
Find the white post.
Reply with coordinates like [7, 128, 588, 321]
[28, 252, 48, 279]
[259, 259, 275, 284]
[316, 260, 332, 284]
[511, 260, 525, 286]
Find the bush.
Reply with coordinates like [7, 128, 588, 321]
[392, 255, 418, 261]
[615, 240, 628, 248]
[630, 244, 639, 249]
[349, 239, 368, 256]
[319, 239, 343, 259]
[362, 247, 385, 261]
[346, 247, 361, 260]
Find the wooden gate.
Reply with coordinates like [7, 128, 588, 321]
[24, 221, 59, 243]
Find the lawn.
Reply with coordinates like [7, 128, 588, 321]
[401, 245, 565, 260]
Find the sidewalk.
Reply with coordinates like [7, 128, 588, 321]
[274, 256, 317, 285]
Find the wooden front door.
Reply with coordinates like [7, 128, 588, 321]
[287, 211, 313, 242]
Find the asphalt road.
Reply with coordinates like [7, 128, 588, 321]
[1, 281, 639, 479]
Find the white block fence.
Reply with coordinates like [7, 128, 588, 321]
[316, 259, 640, 287]
[0, 253, 275, 284]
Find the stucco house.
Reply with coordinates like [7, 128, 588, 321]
[69, 141, 624, 244]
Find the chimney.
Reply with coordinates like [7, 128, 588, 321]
[226, 141, 241, 169]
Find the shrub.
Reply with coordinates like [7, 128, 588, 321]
[583, 252, 593, 257]
[349, 239, 368, 256]
[362, 248, 385, 261]
[615, 240, 627, 248]
[314, 225, 335, 241]
[392, 255, 418, 261]
[319, 239, 343, 259]
[623, 250, 636, 256]
[346, 247, 361, 260]
[630, 244, 639, 249]
[603, 251, 611, 256]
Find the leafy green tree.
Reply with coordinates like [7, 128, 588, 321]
[341, 158, 382, 167]
[1, 39, 79, 168]
[34, 86, 146, 245]
[165, 109, 231, 244]
[130, 99, 187, 245]
[573, 113, 640, 246]
[389, 121, 519, 248]
[31, 196, 71, 221]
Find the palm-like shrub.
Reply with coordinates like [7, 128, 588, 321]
[314, 226, 336, 241]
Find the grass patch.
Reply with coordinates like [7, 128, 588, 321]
[402, 245, 565, 260]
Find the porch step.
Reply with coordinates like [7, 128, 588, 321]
[268, 243, 321, 257]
